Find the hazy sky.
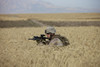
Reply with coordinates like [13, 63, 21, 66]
[43, 0, 100, 9]
[0, 0, 100, 14]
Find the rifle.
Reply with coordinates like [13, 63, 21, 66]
[28, 34, 49, 45]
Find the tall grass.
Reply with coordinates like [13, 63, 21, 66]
[0, 27, 100, 67]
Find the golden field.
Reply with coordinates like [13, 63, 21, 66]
[0, 27, 100, 67]
[16, 13, 100, 21]
[0, 13, 100, 67]
[0, 13, 100, 21]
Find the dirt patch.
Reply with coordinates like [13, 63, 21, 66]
[31, 19, 48, 26]
[0, 19, 40, 28]
[40, 21, 100, 27]
[0, 19, 100, 28]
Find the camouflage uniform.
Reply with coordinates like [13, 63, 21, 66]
[38, 34, 65, 46]
[37, 38, 63, 46]
[49, 38, 63, 46]
[38, 27, 69, 46]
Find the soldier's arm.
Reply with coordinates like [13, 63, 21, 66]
[49, 38, 63, 46]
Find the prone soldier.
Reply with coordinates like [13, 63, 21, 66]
[29, 27, 69, 46]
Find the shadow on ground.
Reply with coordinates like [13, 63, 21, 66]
[0, 19, 100, 28]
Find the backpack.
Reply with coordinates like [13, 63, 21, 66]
[52, 35, 70, 46]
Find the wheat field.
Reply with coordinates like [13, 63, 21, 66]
[15, 13, 100, 21]
[1, 13, 100, 21]
[0, 13, 100, 67]
[0, 27, 100, 67]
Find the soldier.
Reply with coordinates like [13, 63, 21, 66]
[29, 26, 70, 46]
[38, 26, 69, 46]
[45, 26, 63, 46]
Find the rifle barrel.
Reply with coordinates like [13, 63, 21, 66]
[28, 38, 34, 40]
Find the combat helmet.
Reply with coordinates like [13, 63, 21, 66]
[45, 26, 56, 34]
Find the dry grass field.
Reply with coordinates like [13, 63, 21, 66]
[14, 13, 100, 21]
[1, 13, 100, 21]
[0, 13, 100, 67]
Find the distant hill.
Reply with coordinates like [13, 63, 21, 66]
[0, 0, 100, 14]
